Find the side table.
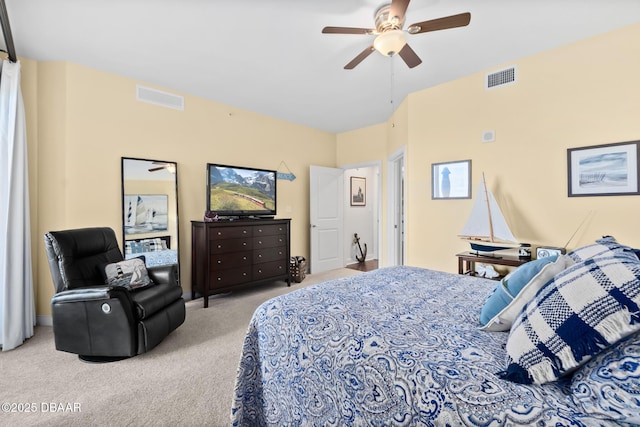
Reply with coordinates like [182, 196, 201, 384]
[456, 251, 530, 279]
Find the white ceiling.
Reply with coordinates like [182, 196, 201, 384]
[3, 0, 640, 133]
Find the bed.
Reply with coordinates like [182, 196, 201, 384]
[124, 235, 178, 267]
[231, 237, 640, 426]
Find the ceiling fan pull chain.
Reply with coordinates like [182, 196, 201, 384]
[390, 57, 396, 127]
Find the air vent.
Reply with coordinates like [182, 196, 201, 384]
[136, 85, 184, 110]
[486, 66, 517, 90]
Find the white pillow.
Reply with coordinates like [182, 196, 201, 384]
[104, 258, 153, 290]
[479, 255, 573, 331]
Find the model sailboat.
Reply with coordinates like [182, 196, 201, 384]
[459, 174, 519, 253]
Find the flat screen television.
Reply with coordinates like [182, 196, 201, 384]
[206, 163, 277, 218]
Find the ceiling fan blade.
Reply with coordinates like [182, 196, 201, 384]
[398, 44, 422, 68]
[322, 26, 375, 35]
[389, 0, 410, 22]
[407, 12, 471, 34]
[344, 46, 375, 70]
[148, 166, 166, 172]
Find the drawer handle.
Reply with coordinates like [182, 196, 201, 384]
[258, 254, 262, 258]
[278, 251, 282, 255]
[217, 231, 222, 236]
[243, 272, 247, 276]
[243, 242, 247, 246]
[243, 230, 247, 234]
[258, 269, 262, 273]
[279, 239, 283, 242]
[258, 241, 262, 244]
[217, 277, 222, 281]
[258, 229, 263, 233]
[243, 256, 247, 260]
[217, 245, 222, 249]
[217, 260, 222, 264]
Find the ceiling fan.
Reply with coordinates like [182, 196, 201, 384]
[148, 162, 176, 174]
[322, 0, 470, 69]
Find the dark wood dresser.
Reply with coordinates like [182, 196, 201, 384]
[191, 219, 291, 307]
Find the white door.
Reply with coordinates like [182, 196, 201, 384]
[310, 165, 344, 273]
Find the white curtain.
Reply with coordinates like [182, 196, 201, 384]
[0, 59, 35, 351]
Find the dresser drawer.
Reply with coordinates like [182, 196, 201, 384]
[211, 251, 252, 269]
[253, 235, 286, 249]
[253, 260, 288, 280]
[210, 237, 253, 254]
[254, 224, 287, 237]
[253, 247, 287, 264]
[209, 267, 252, 290]
[209, 226, 253, 240]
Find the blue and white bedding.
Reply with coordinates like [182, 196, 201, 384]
[125, 249, 177, 268]
[231, 266, 630, 426]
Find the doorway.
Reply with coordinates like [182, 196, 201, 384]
[309, 162, 381, 274]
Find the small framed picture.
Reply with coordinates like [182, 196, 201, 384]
[568, 141, 640, 197]
[431, 160, 471, 199]
[350, 176, 366, 206]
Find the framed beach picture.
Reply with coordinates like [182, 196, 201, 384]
[567, 141, 640, 197]
[350, 177, 366, 206]
[431, 160, 471, 199]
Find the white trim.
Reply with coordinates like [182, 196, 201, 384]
[37, 315, 53, 326]
[386, 146, 406, 267]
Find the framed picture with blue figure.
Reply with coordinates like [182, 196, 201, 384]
[432, 160, 471, 199]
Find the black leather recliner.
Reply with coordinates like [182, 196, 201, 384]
[44, 227, 186, 362]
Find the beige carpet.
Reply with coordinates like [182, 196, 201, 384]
[1, 268, 361, 427]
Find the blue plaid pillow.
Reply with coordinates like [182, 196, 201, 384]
[499, 253, 640, 384]
[567, 236, 639, 263]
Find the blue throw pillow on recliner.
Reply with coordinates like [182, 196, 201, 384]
[479, 255, 558, 326]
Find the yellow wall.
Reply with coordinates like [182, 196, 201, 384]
[407, 22, 640, 272]
[26, 62, 336, 315]
[22, 22, 640, 316]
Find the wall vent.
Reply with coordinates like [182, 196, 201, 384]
[486, 66, 517, 89]
[136, 85, 184, 110]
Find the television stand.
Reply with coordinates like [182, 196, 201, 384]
[191, 218, 291, 307]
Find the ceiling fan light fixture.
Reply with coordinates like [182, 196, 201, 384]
[373, 29, 406, 56]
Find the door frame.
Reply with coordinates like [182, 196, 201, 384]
[386, 146, 406, 267]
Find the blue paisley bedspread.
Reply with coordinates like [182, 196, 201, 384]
[230, 266, 617, 426]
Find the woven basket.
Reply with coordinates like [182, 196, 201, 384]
[290, 257, 307, 283]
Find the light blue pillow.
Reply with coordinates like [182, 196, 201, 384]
[479, 255, 558, 326]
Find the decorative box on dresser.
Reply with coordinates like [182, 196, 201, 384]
[191, 219, 291, 308]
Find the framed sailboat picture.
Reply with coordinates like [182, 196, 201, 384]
[124, 194, 169, 235]
[568, 141, 640, 197]
[431, 160, 471, 199]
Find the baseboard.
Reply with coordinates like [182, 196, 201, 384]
[37, 315, 53, 326]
